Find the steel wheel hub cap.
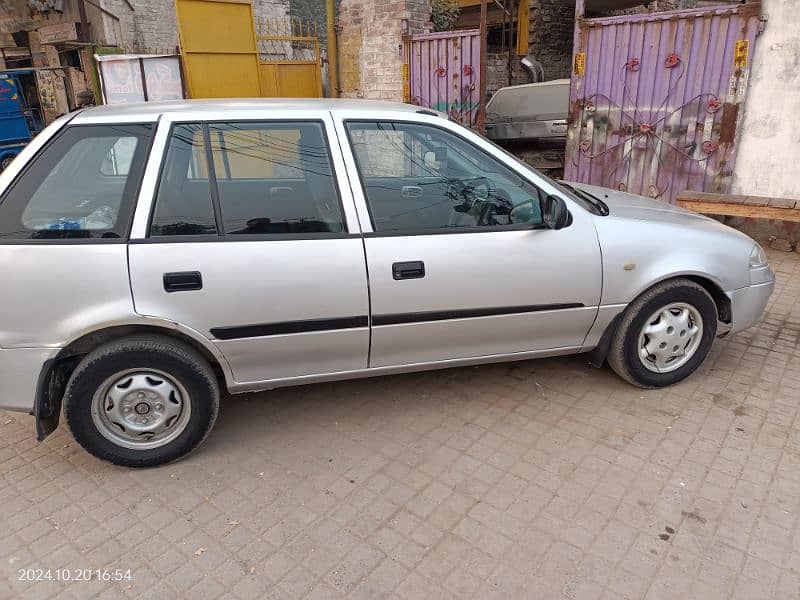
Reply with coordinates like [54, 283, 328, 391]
[92, 370, 191, 450]
[637, 302, 703, 374]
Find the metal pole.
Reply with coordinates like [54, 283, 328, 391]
[506, 0, 514, 87]
[478, 0, 488, 132]
[326, 0, 339, 98]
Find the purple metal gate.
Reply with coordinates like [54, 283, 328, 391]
[565, 2, 762, 203]
[408, 29, 481, 128]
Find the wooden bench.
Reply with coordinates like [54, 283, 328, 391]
[676, 191, 800, 222]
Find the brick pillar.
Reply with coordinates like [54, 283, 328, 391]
[337, 0, 430, 100]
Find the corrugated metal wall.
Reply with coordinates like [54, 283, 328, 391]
[408, 30, 481, 128]
[565, 3, 762, 203]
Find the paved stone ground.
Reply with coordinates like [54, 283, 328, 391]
[1, 248, 799, 600]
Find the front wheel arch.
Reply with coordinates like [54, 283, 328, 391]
[589, 274, 729, 369]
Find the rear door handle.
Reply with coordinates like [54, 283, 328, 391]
[163, 271, 203, 293]
[392, 261, 425, 280]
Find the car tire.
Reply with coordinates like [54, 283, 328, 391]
[607, 278, 718, 388]
[0, 154, 15, 171]
[64, 335, 219, 467]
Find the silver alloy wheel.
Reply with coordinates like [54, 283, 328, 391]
[91, 369, 192, 450]
[637, 302, 704, 374]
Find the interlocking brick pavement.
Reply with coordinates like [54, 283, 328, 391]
[1, 248, 799, 600]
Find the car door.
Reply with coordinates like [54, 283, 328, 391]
[338, 116, 603, 368]
[128, 112, 370, 385]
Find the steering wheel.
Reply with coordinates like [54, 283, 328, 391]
[446, 177, 498, 227]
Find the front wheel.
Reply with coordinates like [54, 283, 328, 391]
[64, 336, 219, 467]
[608, 279, 718, 388]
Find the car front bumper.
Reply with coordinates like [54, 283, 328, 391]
[727, 277, 775, 336]
[0, 347, 60, 413]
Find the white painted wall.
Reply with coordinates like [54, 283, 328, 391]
[732, 0, 800, 200]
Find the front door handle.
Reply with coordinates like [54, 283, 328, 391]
[163, 271, 203, 293]
[392, 261, 425, 280]
[401, 185, 423, 198]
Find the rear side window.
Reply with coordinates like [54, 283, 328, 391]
[149, 121, 344, 237]
[0, 124, 153, 240]
[150, 124, 218, 237]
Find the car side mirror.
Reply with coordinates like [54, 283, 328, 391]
[543, 194, 570, 230]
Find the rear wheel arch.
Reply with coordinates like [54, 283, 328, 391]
[35, 323, 228, 440]
[55, 324, 227, 376]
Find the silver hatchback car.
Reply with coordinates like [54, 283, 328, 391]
[0, 100, 774, 467]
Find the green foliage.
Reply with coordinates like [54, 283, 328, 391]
[431, 0, 461, 32]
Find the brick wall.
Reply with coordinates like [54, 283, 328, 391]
[486, 51, 525, 99]
[337, 0, 430, 100]
[524, 0, 576, 81]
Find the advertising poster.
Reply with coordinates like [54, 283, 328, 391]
[142, 57, 184, 101]
[100, 59, 145, 104]
[97, 55, 184, 104]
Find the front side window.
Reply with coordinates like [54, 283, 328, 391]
[346, 121, 546, 233]
[149, 121, 344, 237]
[0, 124, 153, 240]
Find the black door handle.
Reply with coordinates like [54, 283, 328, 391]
[392, 261, 425, 280]
[163, 271, 203, 293]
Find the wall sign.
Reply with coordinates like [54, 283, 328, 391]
[573, 52, 586, 77]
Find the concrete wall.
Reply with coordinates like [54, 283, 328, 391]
[732, 0, 800, 201]
[337, 0, 430, 99]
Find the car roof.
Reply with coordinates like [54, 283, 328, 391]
[73, 98, 428, 122]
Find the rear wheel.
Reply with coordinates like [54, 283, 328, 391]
[608, 279, 717, 388]
[64, 336, 219, 467]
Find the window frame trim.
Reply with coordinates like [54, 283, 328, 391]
[0, 122, 156, 245]
[146, 118, 350, 241]
[343, 118, 555, 237]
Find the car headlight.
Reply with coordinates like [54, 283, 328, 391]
[749, 244, 768, 268]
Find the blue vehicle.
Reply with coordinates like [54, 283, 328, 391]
[0, 70, 44, 171]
